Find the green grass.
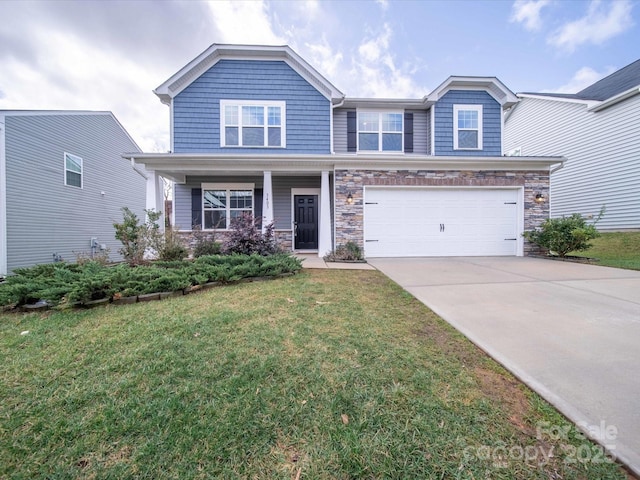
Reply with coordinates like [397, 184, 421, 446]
[572, 231, 640, 270]
[0, 270, 627, 479]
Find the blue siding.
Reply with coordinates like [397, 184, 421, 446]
[434, 90, 502, 156]
[173, 60, 331, 154]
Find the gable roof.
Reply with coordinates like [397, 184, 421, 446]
[425, 76, 519, 109]
[518, 58, 640, 109]
[0, 110, 142, 152]
[154, 44, 345, 105]
[576, 59, 640, 101]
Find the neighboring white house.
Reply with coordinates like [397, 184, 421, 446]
[0, 111, 147, 275]
[504, 59, 640, 231]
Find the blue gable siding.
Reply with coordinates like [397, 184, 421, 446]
[434, 90, 502, 156]
[173, 60, 330, 154]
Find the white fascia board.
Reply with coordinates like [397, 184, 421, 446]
[517, 93, 600, 109]
[154, 44, 345, 105]
[587, 86, 640, 112]
[426, 76, 519, 109]
[125, 152, 565, 173]
[0, 110, 112, 117]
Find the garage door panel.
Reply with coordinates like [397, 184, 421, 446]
[364, 188, 519, 257]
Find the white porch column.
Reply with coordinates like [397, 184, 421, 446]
[146, 170, 165, 232]
[318, 170, 332, 257]
[262, 171, 274, 232]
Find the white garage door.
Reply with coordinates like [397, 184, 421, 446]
[364, 188, 520, 257]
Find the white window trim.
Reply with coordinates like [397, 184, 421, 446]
[220, 100, 286, 148]
[453, 104, 483, 150]
[64, 152, 83, 188]
[202, 182, 255, 230]
[356, 110, 404, 153]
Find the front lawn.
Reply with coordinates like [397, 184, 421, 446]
[0, 270, 627, 479]
[572, 231, 640, 270]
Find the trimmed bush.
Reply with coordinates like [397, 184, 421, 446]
[223, 213, 280, 256]
[0, 254, 302, 308]
[324, 242, 364, 262]
[523, 209, 603, 257]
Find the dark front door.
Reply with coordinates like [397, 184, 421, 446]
[294, 195, 318, 250]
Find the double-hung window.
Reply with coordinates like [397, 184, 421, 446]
[64, 152, 83, 188]
[202, 183, 254, 230]
[453, 105, 483, 150]
[221, 100, 285, 147]
[358, 111, 403, 152]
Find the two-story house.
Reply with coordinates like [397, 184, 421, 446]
[0, 110, 146, 276]
[128, 44, 563, 258]
[505, 59, 640, 231]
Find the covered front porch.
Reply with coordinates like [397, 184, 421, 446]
[132, 154, 336, 257]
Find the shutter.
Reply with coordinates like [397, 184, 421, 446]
[254, 188, 263, 227]
[404, 112, 414, 153]
[347, 111, 357, 152]
[191, 188, 202, 228]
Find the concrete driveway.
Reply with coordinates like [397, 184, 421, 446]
[368, 256, 640, 476]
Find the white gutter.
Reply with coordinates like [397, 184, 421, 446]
[124, 152, 566, 174]
[588, 86, 640, 112]
[517, 93, 601, 109]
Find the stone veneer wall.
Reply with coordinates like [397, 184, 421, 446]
[274, 230, 293, 251]
[334, 169, 550, 256]
[177, 229, 294, 256]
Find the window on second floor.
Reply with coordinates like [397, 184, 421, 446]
[453, 105, 483, 150]
[358, 111, 403, 152]
[64, 152, 83, 188]
[220, 100, 286, 148]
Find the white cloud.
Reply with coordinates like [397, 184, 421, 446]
[545, 66, 615, 93]
[349, 24, 425, 98]
[510, 0, 550, 31]
[0, 25, 169, 151]
[206, 0, 286, 45]
[548, 0, 634, 52]
[375, 0, 390, 11]
[305, 37, 344, 80]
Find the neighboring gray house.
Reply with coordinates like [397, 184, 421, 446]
[504, 59, 640, 230]
[0, 111, 146, 275]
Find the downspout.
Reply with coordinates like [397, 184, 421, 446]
[130, 158, 149, 179]
[329, 97, 345, 253]
[330, 97, 346, 154]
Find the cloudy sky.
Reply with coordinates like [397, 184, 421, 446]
[0, 0, 637, 152]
